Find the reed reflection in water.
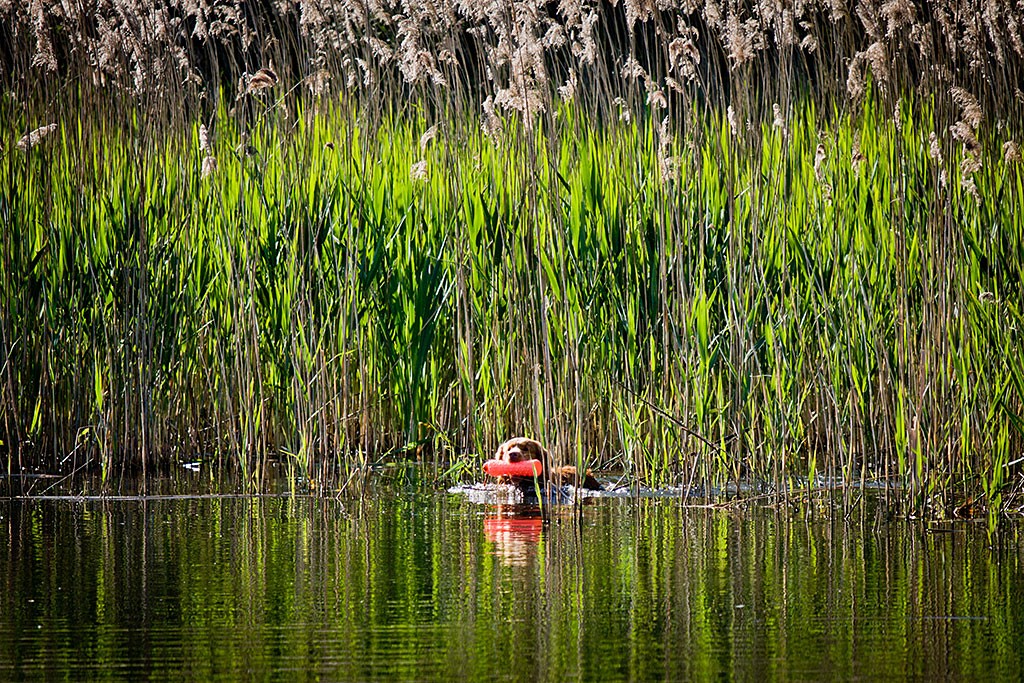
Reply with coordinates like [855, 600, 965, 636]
[1, 492, 1023, 681]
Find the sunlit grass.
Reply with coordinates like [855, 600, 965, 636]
[2, 86, 1022, 515]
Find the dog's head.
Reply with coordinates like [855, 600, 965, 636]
[495, 437, 550, 468]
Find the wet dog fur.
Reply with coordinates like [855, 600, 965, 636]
[493, 437, 601, 491]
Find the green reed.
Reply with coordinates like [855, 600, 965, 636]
[2, 85, 1022, 515]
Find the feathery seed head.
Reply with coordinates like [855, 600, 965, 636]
[17, 123, 57, 152]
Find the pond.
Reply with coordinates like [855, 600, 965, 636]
[1, 483, 1023, 681]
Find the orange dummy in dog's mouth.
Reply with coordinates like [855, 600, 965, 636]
[482, 458, 543, 478]
[484, 437, 601, 490]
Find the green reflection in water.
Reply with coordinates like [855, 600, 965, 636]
[1, 495, 1022, 681]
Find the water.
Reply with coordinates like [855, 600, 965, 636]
[1, 486, 1023, 681]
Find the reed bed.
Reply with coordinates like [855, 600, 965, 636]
[1, 1, 1023, 515]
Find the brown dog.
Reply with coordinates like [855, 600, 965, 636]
[493, 437, 602, 491]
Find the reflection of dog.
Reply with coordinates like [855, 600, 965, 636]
[494, 437, 601, 491]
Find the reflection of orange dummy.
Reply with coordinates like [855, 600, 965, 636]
[482, 459, 543, 478]
[484, 513, 543, 566]
[483, 516, 544, 543]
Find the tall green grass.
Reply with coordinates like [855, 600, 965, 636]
[2, 1, 1024, 514]
[2, 87, 1021, 515]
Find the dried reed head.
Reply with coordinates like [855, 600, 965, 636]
[410, 159, 429, 181]
[772, 103, 786, 137]
[725, 12, 763, 67]
[573, 9, 599, 65]
[880, 0, 916, 38]
[557, 69, 577, 101]
[612, 97, 631, 123]
[199, 123, 212, 154]
[668, 28, 700, 81]
[201, 155, 217, 179]
[251, 68, 278, 89]
[621, 56, 647, 81]
[950, 87, 983, 129]
[851, 134, 866, 174]
[1004, 140, 1022, 164]
[961, 174, 981, 204]
[909, 22, 933, 60]
[623, 0, 655, 29]
[846, 55, 866, 102]
[237, 67, 278, 100]
[814, 142, 827, 181]
[17, 123, 57, 151]
[863, 41, 890, 84]
[646, 79, 667, 110]
[950, 121, 981, 158]
[419, 125, 438, 154]
[659, 111, 675, 179]
[928, 132, 943, 164]
[960, 154, 982, 177]
[309, 69, 331, 98]
[481, 96, 502, 139]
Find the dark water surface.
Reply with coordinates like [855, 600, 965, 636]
[2, 488, 1023, 681]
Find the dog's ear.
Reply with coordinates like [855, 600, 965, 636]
[527, 440, 546, 463]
